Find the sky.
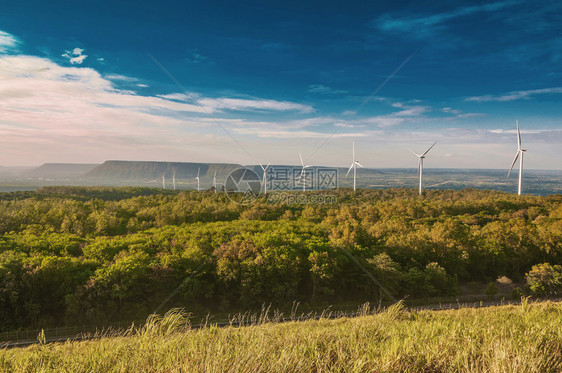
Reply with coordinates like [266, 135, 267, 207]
[0, 0, 561, 169]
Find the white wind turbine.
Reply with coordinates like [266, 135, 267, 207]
[260, 163, 271, 195]
[507, 120, 527, 195]
[298, 153, 312, 192]
[409, 140, 437, 195]
[195, 167, 200, 191]
[172, 169, 176, 190]
[213, 171, 217, 193]
[346, 142, 364, 191]
[162, 173, 166, 189]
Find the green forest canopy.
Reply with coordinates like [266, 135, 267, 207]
[0, 186, 561, 330]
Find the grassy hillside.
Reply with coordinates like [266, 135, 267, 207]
[1, 300, 560, 372]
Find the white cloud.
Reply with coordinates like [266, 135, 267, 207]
[0, 55, 216, 142]
[489, 128, 562, 135]
[441, 107, 462, 115]
[347, 103, 431, 128]
[233, 127, 363, 139]
[391, 103, 430, 117]
[159, 93, 314, 113]
[465, 87, 562, 102]
[62, 47, 88, 64]
[0, 30, 19, 53]
[105, 74, 138, 82]
[0, 54, 323, 165]
[197, 96, 314, 113]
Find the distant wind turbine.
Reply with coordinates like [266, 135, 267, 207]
[260, 163, 270, 195]
[213, 171, 217, 193]
[195, 168, 200, 191]
[162, 173, 166, 189]
[507, 120, 527, 195]
[172, 169, 176, 190]
[346, 142, 364, 192]
[409, 140, 437, 195]
[298, 153, 312, 192]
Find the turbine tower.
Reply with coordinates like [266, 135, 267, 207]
[508, 120, 527, 195]
[298, 153, 312, 192]
[172, 169, 176, 190]
[409, 140, 437, 196]
[346, 142, 364, 191]
[195, 167, 200, 191]
[213, 171, 217, 193]
[162, 173, 166, 189]
[260, 163, 270, 195]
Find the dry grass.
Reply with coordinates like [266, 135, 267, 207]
[1, 300, 561, 372]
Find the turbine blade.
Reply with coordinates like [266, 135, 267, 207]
[355, 161, 364, 168]
[507, 151, 520, 177]
[346, 163, 354, 177]
[421, 140, 438, 156]
[409, 149, 421, 157]
[417, 158, 421, 176]
[299, 153, 304, 167]
[517, 120, 522, 150]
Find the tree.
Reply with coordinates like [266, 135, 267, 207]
[525, 263, 562, 296]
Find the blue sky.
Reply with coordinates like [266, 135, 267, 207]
[0, 0, 561, 169]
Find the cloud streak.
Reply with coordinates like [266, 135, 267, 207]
[308, 84, 348, 95]
[160, 93, 314, 113]
[465, 87, 562, 102]
[0, 30, 19, 53]
[373, 1, 518, 38]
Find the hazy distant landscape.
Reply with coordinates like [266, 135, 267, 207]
[1, 161, 561, 195]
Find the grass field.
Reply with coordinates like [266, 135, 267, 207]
[1, 299, 560, 372]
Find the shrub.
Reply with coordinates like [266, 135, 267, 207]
[525, 263, 562, 296]
[511, 287, 524, 300]
[485, 282, 498, 297]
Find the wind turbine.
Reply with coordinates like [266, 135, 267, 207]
[409, 140, 437, 195]
[213, 171, 217, 193]
[260, 163, 270, 195]
[195, 168, 200, 191]
[172, 169, 176, 190]
[346, 142, 364, 191]
[298, 153, 312, 192]
[162, 173, 166, 189]
[507, 120, 527, 195]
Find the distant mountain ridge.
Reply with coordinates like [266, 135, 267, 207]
[84, 160, 243, 180]
[24, 163, 100, 178]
